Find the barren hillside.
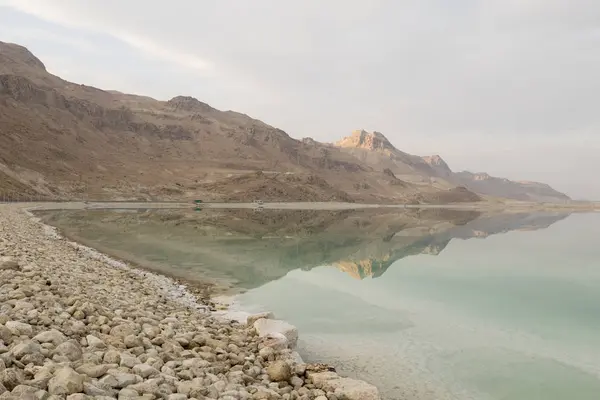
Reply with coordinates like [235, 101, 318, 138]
[0, 41, 483, 203]
[0, 40, 563, 203]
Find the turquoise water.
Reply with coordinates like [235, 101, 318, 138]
[236, 213, 600, 400]
[40, 209, 600, 399]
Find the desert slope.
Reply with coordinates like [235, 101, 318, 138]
[0, 40, 563, 203]
[0, 41, 483, 204]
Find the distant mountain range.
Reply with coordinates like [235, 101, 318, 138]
[0, 41, 569, 203]
[336, 130, 570, 202]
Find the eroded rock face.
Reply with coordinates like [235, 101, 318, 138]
[336, 130, 397, 153]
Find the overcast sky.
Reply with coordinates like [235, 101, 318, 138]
[0, 0, 598, 199]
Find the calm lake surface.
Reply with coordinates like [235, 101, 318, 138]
[39, 208, 600, 400]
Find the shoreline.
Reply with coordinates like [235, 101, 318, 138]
[21, 200, 600, 213]
[32, 213, 234, 308]
[0, 204, 381, 400]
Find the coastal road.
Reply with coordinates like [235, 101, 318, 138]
[23, 201, 484, 211]
[6, 200, 596, 212]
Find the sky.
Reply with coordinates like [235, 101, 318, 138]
[0, 0, 598, 199]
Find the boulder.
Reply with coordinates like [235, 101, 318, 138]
[0, 368, 24, 391]
[10, 384, 38, 396]
[47, 367, 84, 395]
[253, 319, 298, 348]
[85, 335, 106, 349]
[109, 324, 137, 338]
[0, 257, 20, 271]
[266, 360, 292, 382]
[132, 364, 159, 378]
[10, 341, 42, 359]
[75, 364, 113, 379]
[246, 312, 274, 327]
[0, 326, 12, 345]
[53, 340, 83, 361]
[5, 321, 33, 337]
[33, 329, 67, 346]
[260, 332, 289, 351]
[308, 371, 380, 400]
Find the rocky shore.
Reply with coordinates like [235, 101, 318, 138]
[0, 205, 380, 400]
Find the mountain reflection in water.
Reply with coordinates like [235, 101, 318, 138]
[38, 208, 570, 291]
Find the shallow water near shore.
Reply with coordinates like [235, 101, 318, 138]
[38, 208, 600, 400]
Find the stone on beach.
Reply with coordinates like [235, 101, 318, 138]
[0, 205, 382, 400]
[33, 329, 68, 346]
[246, 311, 275, 327]
[309, 371, 381, 400]
[0, 256, 20, 271]
[253, 318, 299, 348]
[267, 360, 293, 382]
[48, 367, 84, 395]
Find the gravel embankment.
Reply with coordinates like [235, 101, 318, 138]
[0, 205, 380, 400]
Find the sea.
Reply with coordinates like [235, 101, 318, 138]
[38, 207, 600, 400]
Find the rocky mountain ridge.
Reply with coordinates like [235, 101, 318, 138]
[0, 41, 567, 203]
[335, 130, 569, 202]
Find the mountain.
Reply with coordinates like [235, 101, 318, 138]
[334, 130, 569, 202]
[422, 158, 571, 202]
[335, 130, 436, 177]
[0, 41, 564, 203]
[0, 41, 484, 204]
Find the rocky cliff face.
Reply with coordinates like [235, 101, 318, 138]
[335, 130, 436, 176]
[336, 130, 398, 154]
[422, 155, 452, 177]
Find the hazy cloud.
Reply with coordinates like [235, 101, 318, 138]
[0, 0, 599, 198]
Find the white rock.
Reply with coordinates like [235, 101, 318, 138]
[112, 373, 140, 389]
[33, 330, 67, 346]
[260, 332, 289, 351]
[0, 325, 12, 344]
[181, 358, 210, 369]
[308, 371, 380, 400]
[246, 312, 275, 327]
[53, 340, 82, 361]
[66, 394, 93, 400]
[11, 341, 42, 359]
[0, 257, 20, 271]
[85, 335, 106, 349]
[119, 353, 139, 368]
[167, 394, 188, 400]
[110, 324, 137, 338]
[10, 384, 38, 399]
[118, 388, 139, 398]
[253, 319, 298, 348]
[132, 364, 159, 378]
[48, 367, 84, 396]
[75, 364, 112, 379]
[5, 321, 33, 337]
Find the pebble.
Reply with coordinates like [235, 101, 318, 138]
[0, 206, 381, 400]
